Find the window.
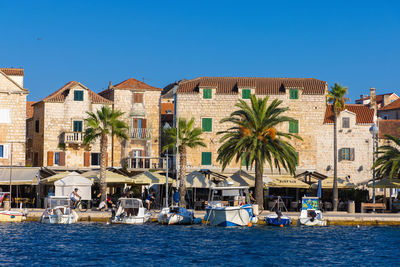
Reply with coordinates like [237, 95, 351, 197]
[382, 115, 389, 120]
[0, 109, 11, 123]
[242, 89, 251, 99]
[91, 153, 100, 166]
[54, 152, 60, 165]
[339, 148, 354, 161]
[202, 118, 212, 132]
[0, 145, 8, 159]
[201, 152, 212, 165]
[74, 90, 84, 101]
[289, 89, 299, 99]
[203, 89, 212, 99]
[342, 117, 350, 128]
[73, 120, 83, 132]
[35, 120, 39, 133]
[289, 120, 299, 133]
[133, 93, 144, 103]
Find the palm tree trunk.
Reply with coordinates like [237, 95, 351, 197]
[255, 159, 264, 211]
[100, 134, 108, 203]
[178, 146, 187, 207]
[333, 114, 338, 211]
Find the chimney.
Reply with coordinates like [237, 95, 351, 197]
[370, 87, 377, 122]
[383, 94, 390, 107]
[108, 81, 112, 89]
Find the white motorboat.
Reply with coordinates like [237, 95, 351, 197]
[205, 186, 258, 227]
[111, 198, 151, 224]
[298, 197, 326, 226]
[39, 196, 78, 224]
[0, 192, 27, 222]
[157, 206, 194, 225]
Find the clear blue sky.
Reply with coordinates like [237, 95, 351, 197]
[1, 0, 399, 102]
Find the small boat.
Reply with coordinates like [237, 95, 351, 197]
[39, 196, 78, 224]
[111, 198, 151, 224]
[0, 210, 27, 222]
[157, 206, 194, 225]
[265, 196, 291, 226]
[204, 186, 257, 227]
[298, 197, 326, 226]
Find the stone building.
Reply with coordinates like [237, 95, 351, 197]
[28, 81, 113, 168]
[320, 105, 374, 184]
[0, 68, 28, 166]
[99, 78, 162, 169]
[378, 98, 400, 120]
[175, 77, 375, 185]
[355, 90, 398, 110]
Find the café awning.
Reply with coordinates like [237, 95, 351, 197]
[82, 170, 135, 184]
[130, 171, 168, 185]
[41, 171, 72, 184]
[367, 178, 400, 188]
[185, 171, 215, 188]
[228, 171, 255, 187]
[265, 176, 310, 189]
[0, 167, 40, 185]
[311, 177, 356, 189]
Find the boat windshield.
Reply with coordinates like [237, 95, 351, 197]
[209, 188, 249, 207]
[120, 199, 142, 209]
[49, 198, 69, 208]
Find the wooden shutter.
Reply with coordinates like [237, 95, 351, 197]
[47, 151, 54, 166]
[142, 119, 147, 129]
[59, 152, 66, 166]
[84, 152, 90, 167]
[350, 148, 355, 161]
[134, 93, 143, 103]
[133, 118, 138, 128]
[338, 148, 342, 162]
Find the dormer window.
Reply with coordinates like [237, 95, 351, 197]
[74, 90, 84, 101]
[342, 117, 350, 128]
[289, 89, 299, 99]
[203, 89, 212, 99]
[242, 89, 251, 99]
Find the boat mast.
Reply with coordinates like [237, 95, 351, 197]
[9, 142, 13, 210]
[165, 154, 168, 207]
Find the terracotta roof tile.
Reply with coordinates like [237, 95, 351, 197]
[36, 81, 112, 105]
[113, 78, 162, 91]
[178, 77, 327, 95]
[324, 104, 374, 124]
[161, 103, 174, 115]
[355, 93, 394, 104]
[26, 101, 35, 119]
[0, 68, 24, 76]
[380, 98, 400, 111]
[378, 120, 400, 139]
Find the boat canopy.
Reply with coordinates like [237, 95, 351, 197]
[47, 196, 70, 209]
[119, 198, 143, 208]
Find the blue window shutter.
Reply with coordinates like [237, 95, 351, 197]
[0, 145, 3, 158]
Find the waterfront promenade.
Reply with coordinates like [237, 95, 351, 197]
[22, 209, 400, 226]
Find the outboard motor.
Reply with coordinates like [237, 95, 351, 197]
[276, 210, 282, 222]
[309, 210, 317, 222]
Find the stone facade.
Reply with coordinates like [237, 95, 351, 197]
[176, 77, 374, 185]
[99, 78, 161, 169]
[28, 81, 112, 169]
[0, 68, 27, 166]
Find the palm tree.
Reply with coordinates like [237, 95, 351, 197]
[84, 106, 128, 202]
[217, 95, 301, 211]
[373, 134, 400, 180]
[326, 83, 349, 211]
[163, 118, 206, 206]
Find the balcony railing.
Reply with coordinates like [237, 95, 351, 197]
[63, 132, 84, 144]
[129, 128, 152, 140]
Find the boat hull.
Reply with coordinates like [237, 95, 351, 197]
[111, 214, 151, 225]
[157, 207, 194, 225]
[205, 205, 253, 227]
[0, 211, 26, 222]
[265, 214, 291, 226]
[298, 218, 327, 226]
[40, 210, 78, 224]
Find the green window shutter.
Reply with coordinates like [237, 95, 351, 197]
[242, 89, 251, 99]
[73, 121, 82, 132]
[202, 152, 212, 165]
[74, 90, 84, 101]
[241, 152, 247, 166]
[203, 89, 212, 99]
[289, 120, 298, 133]
[290, 89, 298, 99]
[202, 118, 212, 132]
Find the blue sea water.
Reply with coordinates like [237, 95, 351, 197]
[0, 223, 399, 266]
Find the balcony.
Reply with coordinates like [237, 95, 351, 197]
[129, 128, 152, 140]
[63, 132, 84, 144]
